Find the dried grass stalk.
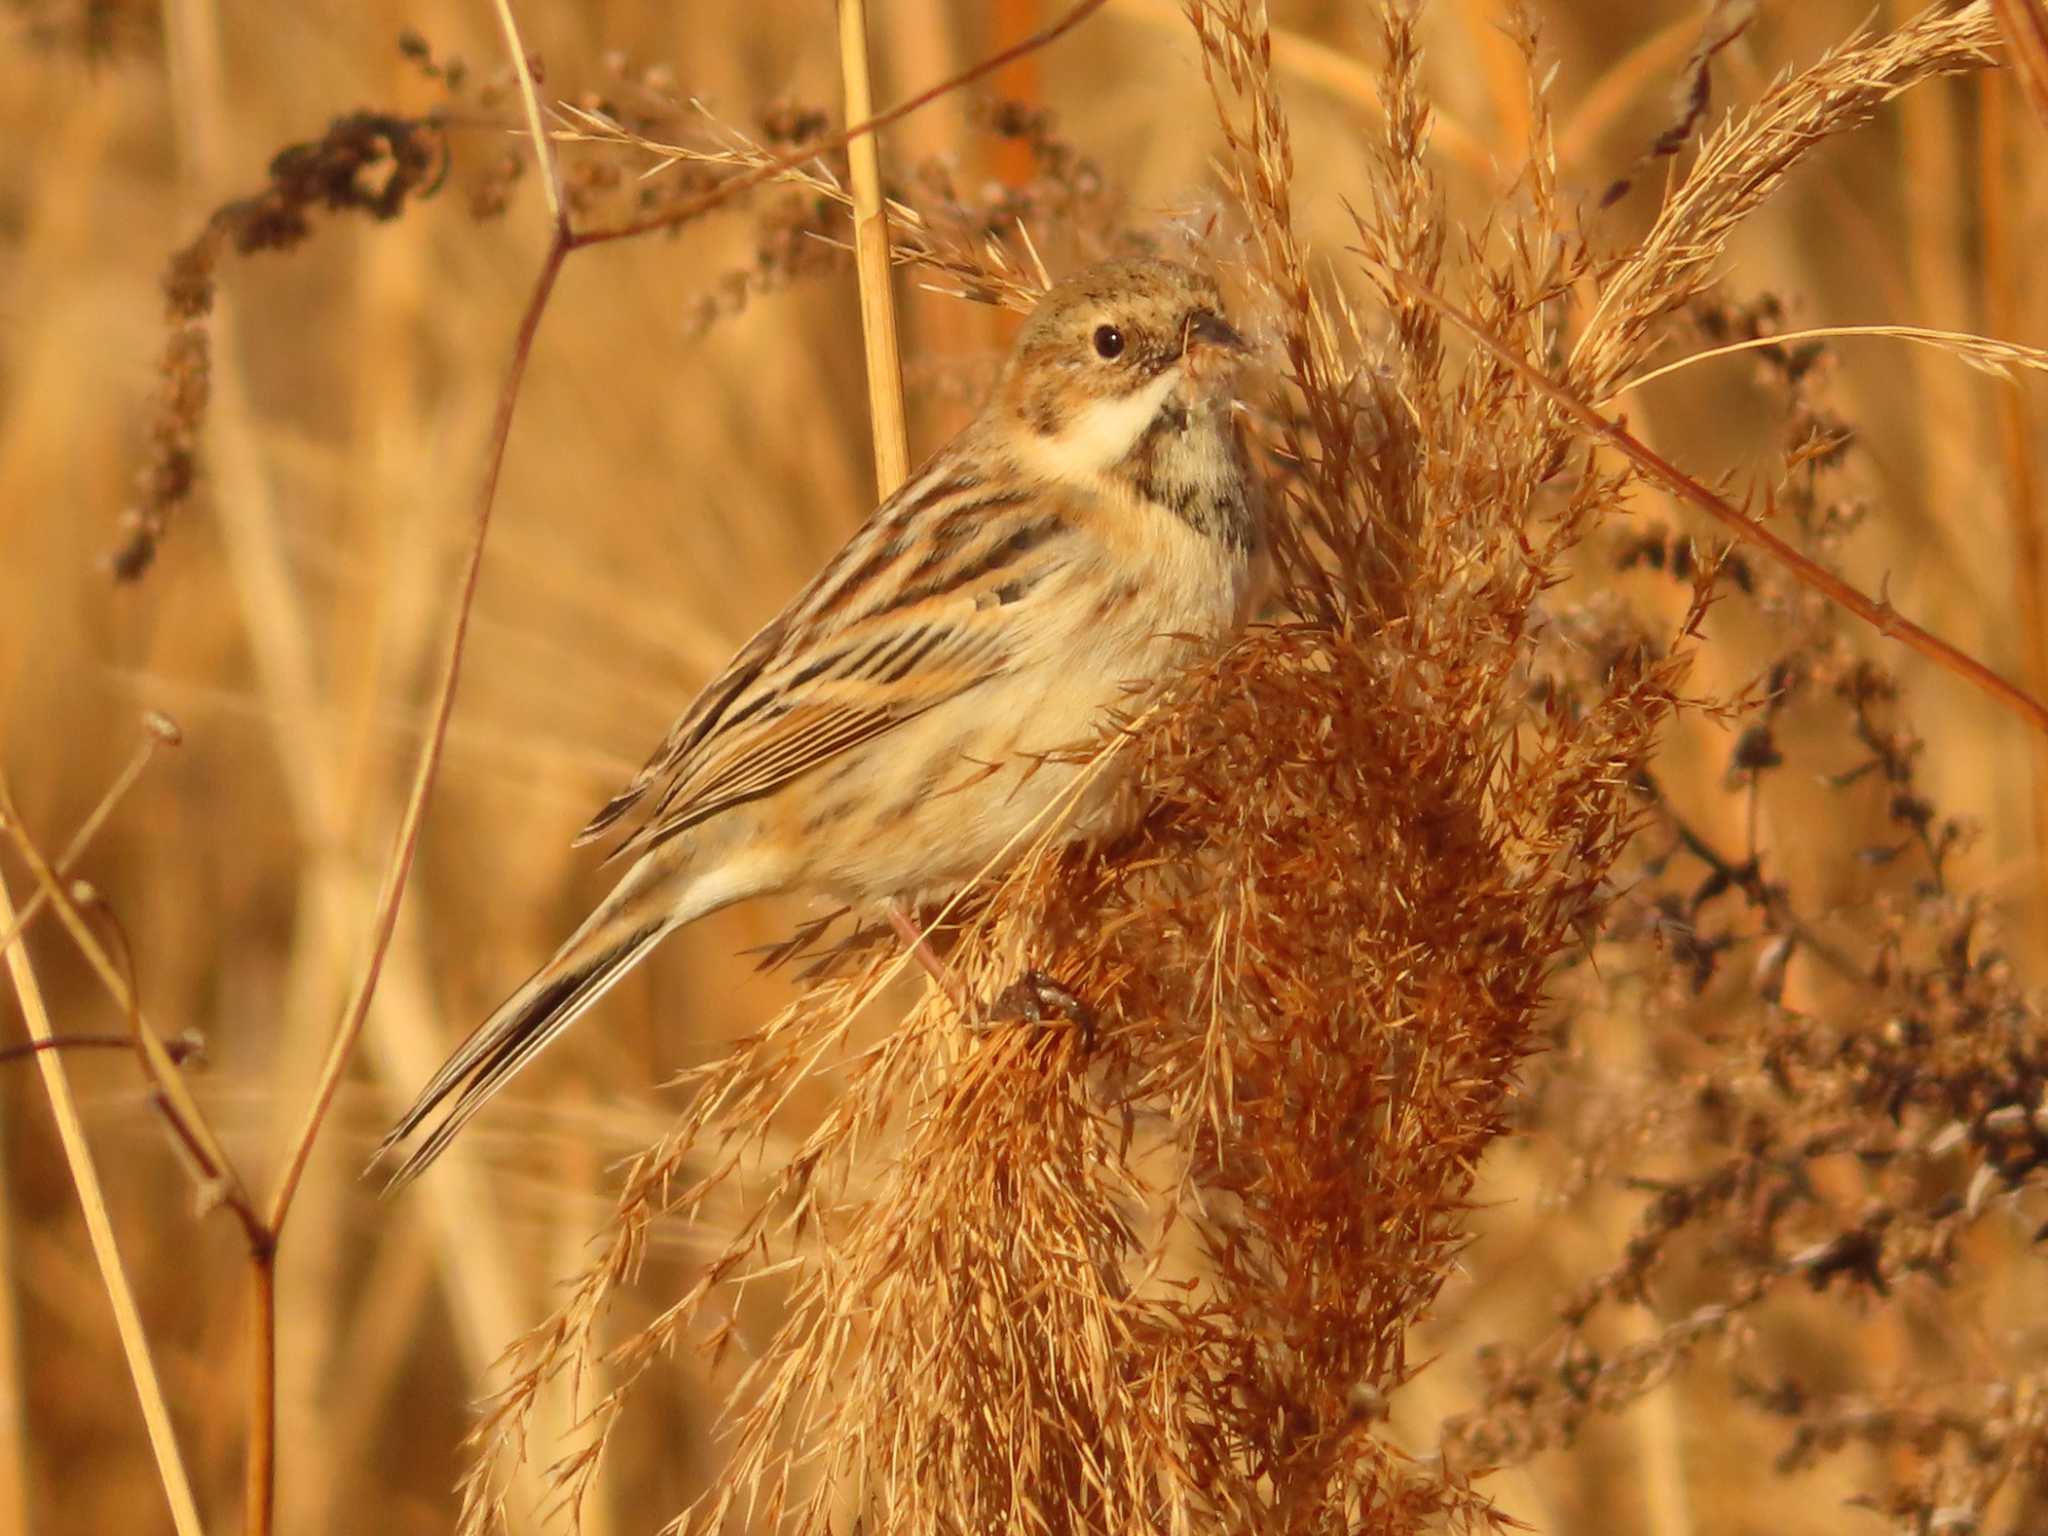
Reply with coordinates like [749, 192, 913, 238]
[1570, 1, 2001, 396]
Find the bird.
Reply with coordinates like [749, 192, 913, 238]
[376, 255, 1268, 1187]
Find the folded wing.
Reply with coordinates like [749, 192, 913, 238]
[577, 460, 1076, 860]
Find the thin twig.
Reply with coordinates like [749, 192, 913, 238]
[0, 714, 179, 957]
[0, 1032, 202, 1066]
[263, 253, 570, 1237]
[0, 868, 206, 1536]
[1387, 268, 2048, 740]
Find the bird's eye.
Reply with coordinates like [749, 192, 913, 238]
[1092, 324, 1125, 360]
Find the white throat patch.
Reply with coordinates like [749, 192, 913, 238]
[1029, 367, 1183, 480]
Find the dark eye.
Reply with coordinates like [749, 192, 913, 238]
[1091, 324, 1125, 360]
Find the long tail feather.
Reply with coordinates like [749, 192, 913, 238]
[374, 918, 674, 1190]
[374, 848, 764, 1190]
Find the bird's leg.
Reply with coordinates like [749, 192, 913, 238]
[884, 900, 973, 1019]
[883, 903, 1096, 1048]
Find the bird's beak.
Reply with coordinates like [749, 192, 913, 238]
[1183, 309, 1249, 357]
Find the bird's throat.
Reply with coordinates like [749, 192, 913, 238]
[1116, 400, 1261, 556]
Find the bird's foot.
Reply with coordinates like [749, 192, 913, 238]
[990, 968, 1097, 1050]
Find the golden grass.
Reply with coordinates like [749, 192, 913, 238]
[3, 0, 2046, 1532]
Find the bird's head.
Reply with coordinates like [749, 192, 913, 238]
[993, 257, 1251, 481]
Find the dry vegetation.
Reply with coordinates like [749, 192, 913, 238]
[3, 0, 2048, 1533]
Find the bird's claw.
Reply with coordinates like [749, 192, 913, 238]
[990, 968, 1096, 1049]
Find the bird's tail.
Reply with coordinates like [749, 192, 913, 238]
[374, 852, 744, 1190]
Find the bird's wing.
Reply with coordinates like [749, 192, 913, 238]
[576, 455, 1078, 859]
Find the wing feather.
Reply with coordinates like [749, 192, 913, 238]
[578, 446, 1076, 859]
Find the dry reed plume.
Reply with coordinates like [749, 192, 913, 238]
[4, 0, 2047, 1533]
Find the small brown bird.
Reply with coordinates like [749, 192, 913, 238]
[378, 256, 1267, 1185]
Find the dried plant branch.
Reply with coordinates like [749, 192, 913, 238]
[0, 780, 255, 1230]
[263, 0, 568, 1249]
[565, 0, 1110, 250]
[1392, 268, 2048, 741]
[241, 7, 569, 1529]
[1190, 0, 1412, 622]
[0, 865, 205, 1536]
[116, 111, 445, 579]
[1, 773, 278, 1531]
[1636, 768, 1868, 985]
[548, 103, 1047, 312]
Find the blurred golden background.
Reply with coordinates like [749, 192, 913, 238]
[2, 0, 2044, 1531]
